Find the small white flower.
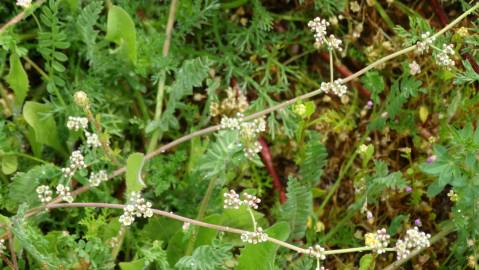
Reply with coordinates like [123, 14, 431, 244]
[242, 193, 261, 209]
[326, 35, 343, 52]
[409, 61, 421, 75]
[62, 150, 87, 178]
[395, 226, 431, 260]
[224, 190, 242, 209]
[66, 116, 88, 131]
[350, 1, 361, 13]
[240, 227, 268, 244]
[16, 0, 31, 8]
[365, 228, 390, 254]
[89, 170, 108, 187]
[85, 131, 101, 148]
[436, 44, 455, 69]
[308, 17, 330, 47]
[320, 79, 348, 97]
[119, 192, 154, 226]
[415, 32, 436, 55]
[308, 244, 326, 260]
[0, 239, 5, 254]
[56, 184, 74, 203]
[36, 185, 53, 203]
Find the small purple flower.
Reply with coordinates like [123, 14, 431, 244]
[366, 100, 373, 109]
[405, 186, 412, 193]
[366, 211, 373, 221]
[427, 155, 437, 164]
[414, 218, 422, 227]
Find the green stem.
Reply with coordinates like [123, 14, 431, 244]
[247, 207, 257, 231]
[374, 1, 396, 31]
[5, 152, 49, 164]
[329, 49, 334, 83]
[185, 177, 218, 255]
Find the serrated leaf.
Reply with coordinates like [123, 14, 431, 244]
[279, 177, 312, 240]
[2, 155, 18, 175]
[105, 5, 137, 64]
[6, 53, 29, 106]
[235, 222, 290, 270]
[23, 101, 63, 152]
[126, 152, 146, 193]
[361, 71, 384, 103]
[300, 132, 328, 186]
[175, 242, 233, 270]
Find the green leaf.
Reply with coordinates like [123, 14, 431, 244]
[279, 177, 312, 240]
[175, 242, 233, 270]
[1, 155, 18, 175]
[361, 71, 384, 103]
[105, 5, 137, 64]
[119, 259, 146, 270]
[235, 222, 290, 270]
[359, 254, 375, 270]
[23, 101, 63, 152]
[6, 53, 29, 106]
[126, 152, 146, 193]
[300, 132, 328, 186]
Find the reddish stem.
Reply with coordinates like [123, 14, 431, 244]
[258, 137, 287, 203]
[319, 53, 371, 98]
[431, 0, 479, 75]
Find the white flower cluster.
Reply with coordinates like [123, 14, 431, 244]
[409, 61, 421, 75]
[365, 228, 390, 254]
[61, 150, 87, 178]
[240, 227, 268, 244]
[436, 44, 455, 69]
[223, 190, 261, 209]
[395, 226, 431, 260]
[119, 192, 154, 226]
[415, 32, 436, 55]
[308, 244, 326, 260]
[89, 170, 108, 187]
[0, 239, 5, 254]
[220, 114, 267, 159]
[320, 79, 348, 97]
[36, 185, 53, 203]
[66, 116, 88, 131]
[85, 131, 101, 148]
[308, 17, 343, 52]
[56, 184, 74, 203]
[16, 0, 31, 8]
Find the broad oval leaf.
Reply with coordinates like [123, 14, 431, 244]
[126, 152, 146, 193]
[6, 53, 29, 106]
[23, 101, 63, 152]
[1, 155, 18, 175]
[105, 5, 137, 64]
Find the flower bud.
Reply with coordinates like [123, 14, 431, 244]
[74, 91, 89, 108]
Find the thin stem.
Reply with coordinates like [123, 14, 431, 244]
[0, 0, 47, 34]
[7, 232, 18, 270]
[84, 108, 119, 165]
[5, 152, 49, 164]
[111, 226, 126, 259]
[185, 176, 218, 255]
[247, 207, 257, 231]
[1, 255, 15, 270]
[147, 0, 178, 153]
[22, 56, 49, 80]
[41, 202, 397, 256]
[329, 49, 333, 83]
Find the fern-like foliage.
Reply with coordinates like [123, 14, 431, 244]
[37, 0, 70, 93]
[76, 1, 103, 64]
[175, 242, 233, 270]
[299, 132, 328, 187]
[279, 177, 312, 240]
[313, 0, 346, 16]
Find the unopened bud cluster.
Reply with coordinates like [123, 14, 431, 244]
[240, 227, 268, 244]
[220, 114, 266, 159]
[395, 226, 431, 260]
[119, 192, 154, 226]
[308, 17, 343, 52]
[61, 150, 86, 178]
[414, 32, 455, 70]
[67, 117, 88, 131]
[308, 244, 327, 260]
[320, 79, 348, 97]
[224, 190, 261, 209]
[89, 170, 108, 187]
[210, 87, 249, 117]
[365, 228, 390, 254]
